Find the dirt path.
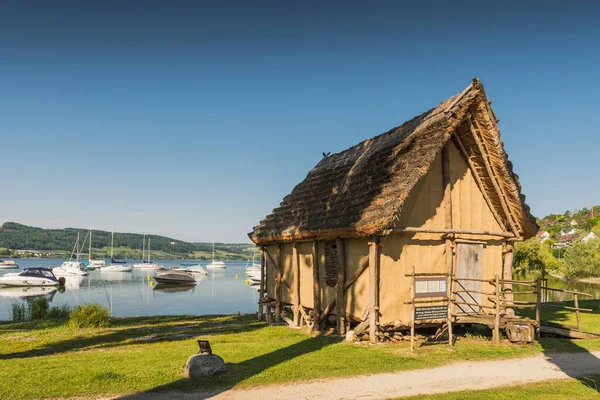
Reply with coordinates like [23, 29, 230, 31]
[122, 350, 600, 400]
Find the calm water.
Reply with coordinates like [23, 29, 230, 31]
[0, 259, 259, 320]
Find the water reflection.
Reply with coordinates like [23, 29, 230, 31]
[0, 259, 259, 320]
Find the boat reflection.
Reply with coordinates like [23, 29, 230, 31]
[64, 275, 85, 290]
[0, 286, 58, 300]
[153, 284, 196, 293]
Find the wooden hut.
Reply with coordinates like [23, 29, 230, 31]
[249, 78, 538, 343]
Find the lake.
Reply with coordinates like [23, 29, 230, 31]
[0, 258, 259, 321]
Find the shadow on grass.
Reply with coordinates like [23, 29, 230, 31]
[0, 314, 264, 360]
[119, 332, 342, 399]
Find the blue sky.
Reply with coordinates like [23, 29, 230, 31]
[1, 1, 599, 243]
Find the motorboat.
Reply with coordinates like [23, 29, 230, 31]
[102, 264, 133, 272]
[134, 263, 164, 270]
[153, 270, 197, 286]
[0, 285, 58, 299]
[180, 265, 209, 275]
[53, 261, 88, 276]
[0, 260, 19, 269]
[0, 268, 65, 287]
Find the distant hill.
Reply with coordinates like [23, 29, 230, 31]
[537, 205, 600, 239]
[0, 222, 255, 260]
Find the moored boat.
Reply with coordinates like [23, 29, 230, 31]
[153, 270, 197, 286]
[53, 261, 88, 276]
[0, 268, 65, 287]
[102, 229, 133, 272]
[0, 260, 19, 269]
[206, 239, 226, 269]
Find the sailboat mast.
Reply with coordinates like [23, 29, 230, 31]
[148, 237, 151, 262]
[111, 229, 114, 258]
[142, 233, 146, 262]
[212, 238, 215, 262]
[89, 227, 92, 260]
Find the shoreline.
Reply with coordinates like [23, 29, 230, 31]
[548, 272, 600, 284]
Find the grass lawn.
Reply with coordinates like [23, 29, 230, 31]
[2, 309, 600, 399]
[399, 376, 600, 399]
[517, 299, 600, 332]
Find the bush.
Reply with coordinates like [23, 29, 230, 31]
[11, 303, 28, 322]
[564, 239, 600, 278]
[69, 303, 111, 328]
[29, 297, 49, 320]
[48, 304, 72, 320]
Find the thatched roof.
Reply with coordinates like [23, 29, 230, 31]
[250, 79, 538, 244]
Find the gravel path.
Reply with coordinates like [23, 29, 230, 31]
[121, 350, 600, 400]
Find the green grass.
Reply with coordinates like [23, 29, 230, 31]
[399, 376, 600, 399]
[2, 314, 600, 399]
[517, 299, 600, 332]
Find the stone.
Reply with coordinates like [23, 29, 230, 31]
[345, 330, 356, 342]
[184, 353, 226, 378]
[505, 322, 535, 343]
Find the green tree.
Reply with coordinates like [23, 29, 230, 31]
[563, 239, 600, 278]
[513, 238, 561, 278]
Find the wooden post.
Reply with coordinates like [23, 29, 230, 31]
[574, 294, 581, 330]
[336, 238, 347, 335]
[493, 274, 500, 344]
[503, 243, 515, 317]
[274, 243, 282, 323]
[292, 243, 300, 327]
[442, 141, 454, 347]
[410, 265, 416, 352]
[369, 236, 379, 344]
[535, 277, 541, 339]
[312, 240, 320, 332]
[258, 247, 266, 321]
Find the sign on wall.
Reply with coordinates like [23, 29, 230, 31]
[415, 277, 447, 298]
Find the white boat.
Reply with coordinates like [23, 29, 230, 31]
[0, 268, 65, 287]
[154, 270, 197, 286]
[0, 260, 19, 269]
[179, 265, 209, 275]
[53, 261, 88, 276]
[102, 229, 133, 272]
[82, 227, 106, 269]
[133, 234, 164, 270]
[89, 259, 106, 267]
[206, 239, 226, 269]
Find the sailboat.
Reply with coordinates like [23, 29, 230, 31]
[53, 233, 88, 276]
[87, 228, 106, 268]
[102, 229, 133, 272]
[206, 239, 226, 269]
[133, 234, 164, 270]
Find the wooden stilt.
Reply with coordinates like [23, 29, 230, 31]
[535, 277, 542, 339]
[503, 243, 515, 317]
[493, 274, 501, 344]
[312, 240, 320, 332]
[574, 294, 581, 330]
[336, 238, 346, 335]
[274, 243, 282, 323]
[410, 265, 416, 352]
[369, 236, 379, 344]
[292, 243, 300, 327]
[258, 247, 266, 321]
[442, 142, 454, 347]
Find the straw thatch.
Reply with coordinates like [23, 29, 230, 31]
[250, 79, 538, 244]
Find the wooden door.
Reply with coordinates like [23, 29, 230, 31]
[455, 243, 484, 314]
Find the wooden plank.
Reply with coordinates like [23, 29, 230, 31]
[410, 265, 416, 351]
[387, 226, 516, 238]
[540, 324, 600, 339]
[312, 240, 320, 332]
[466, 115, 520, 234]
[493, 274, 501, 344]
[344, 258, 369, 292]
[292, 243, 300, 327]
[336, 238, 347, 335]
[264, 248, 292, 291]
[319, 298, 336, 323]
[257, 247, 265, 321]
[369, 236, 379, 344]
[274, 243, 282, 322]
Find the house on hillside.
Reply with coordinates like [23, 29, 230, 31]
[570, 219, 579, 227]
[560, 227, 577, 237]
[536, 231, 550, 243]
[250, 78, 538, 343]
[582, 232, 598, 243]
[553, 234, 578, 248]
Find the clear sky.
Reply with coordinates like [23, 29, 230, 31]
[1, 1, 599, 243]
